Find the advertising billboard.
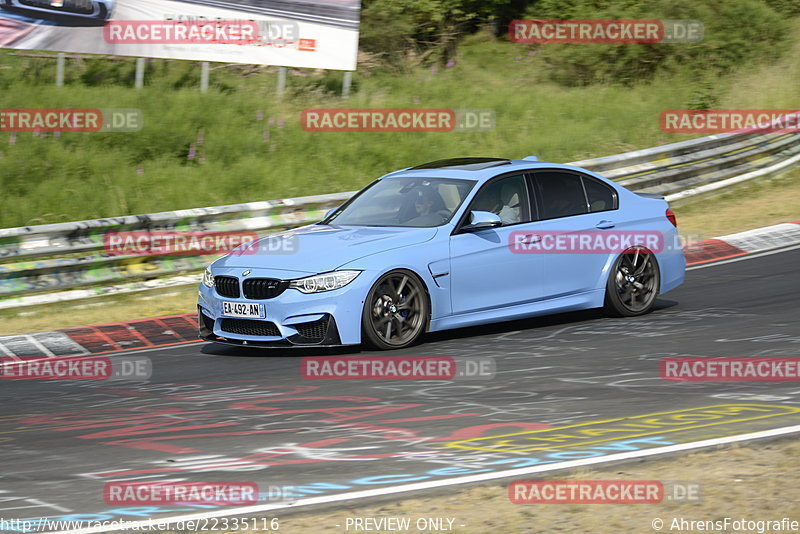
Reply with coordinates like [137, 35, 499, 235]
[0, 0, 360, 70]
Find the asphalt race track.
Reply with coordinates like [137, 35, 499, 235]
[1, 248, 799, 531]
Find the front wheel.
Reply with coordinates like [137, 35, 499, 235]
[604, 247, 660, 317]
[361, 270, 428, 350]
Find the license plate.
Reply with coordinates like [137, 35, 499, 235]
[222, 302, 265, 318]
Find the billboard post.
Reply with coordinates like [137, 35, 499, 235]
[135, 58, 145, 89]
[343, 71, 352, 97]
[56, 53, 65, 87]
[277, 66, 287, 97]
[200, 62, 210, 93]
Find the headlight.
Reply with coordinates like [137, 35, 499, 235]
[289, 270, 361, 294]
[202, 266, 215, 288]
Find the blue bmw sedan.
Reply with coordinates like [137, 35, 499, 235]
[198, 157, 685, 350]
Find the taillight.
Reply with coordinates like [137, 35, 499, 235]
[666, 208, 677, 227]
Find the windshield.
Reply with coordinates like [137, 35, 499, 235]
[324, 176, 477, 227]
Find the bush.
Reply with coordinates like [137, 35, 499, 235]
[762, 0, 800, 15]
[524, 0, 790, 85]
[359, 0, 417, 67]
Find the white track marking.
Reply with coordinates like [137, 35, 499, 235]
[24, 336, 56, 358]
[50, 424, 800, 534]
[687, 243, 800, 270]
[0, 342, 17, 358]
[0, 341, 206, 368]
[720, 223, 800, 253]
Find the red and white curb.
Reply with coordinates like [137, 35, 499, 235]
[684, 221, 800, 265]
[0, 314, 197, 363]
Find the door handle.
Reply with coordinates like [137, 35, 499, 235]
[595, 220, 615, 229]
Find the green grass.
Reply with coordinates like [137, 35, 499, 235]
[0, 18, 798, 228]
[673, 167, 800, 238]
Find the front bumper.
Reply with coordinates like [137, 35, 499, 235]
[197, 268, 368, 347]
[199, 309, 345, 347]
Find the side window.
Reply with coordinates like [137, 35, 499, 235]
[582, 176, 617, 212]
[469, 175, 530, 226]
[534, 171, 589, 219]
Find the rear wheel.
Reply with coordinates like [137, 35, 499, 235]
[604, 247, 660, 317]
[361, 270, 428, 350]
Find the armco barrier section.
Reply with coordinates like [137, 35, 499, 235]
[0, 192, 353, 301]
[1, 124, 799, 308]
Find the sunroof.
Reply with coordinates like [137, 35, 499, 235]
[410, 158, 511, 171]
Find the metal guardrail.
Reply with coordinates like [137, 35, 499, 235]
[2, 126, 799, 308]
[0, 193, 354, 305]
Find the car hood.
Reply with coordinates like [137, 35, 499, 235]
[214, 224, 438, 275]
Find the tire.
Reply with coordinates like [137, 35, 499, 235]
[361, 269, 429, 350]
[603, 247, 660, 317]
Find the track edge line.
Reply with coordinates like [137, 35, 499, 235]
[50, 423, 800, 534]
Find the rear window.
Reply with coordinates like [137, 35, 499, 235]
[582, 176, 617, 212]
[534, 171, 589, 219]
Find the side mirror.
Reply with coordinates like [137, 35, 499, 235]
[324, 208, 337, 220]
[462, 210, 502, 231]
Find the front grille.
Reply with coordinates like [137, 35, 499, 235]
[20, 0, 95, 14]
[220, 318, 280, 337]
[243, 278, 287, 299]
[295, 318, 329, 341]
[215, 276, 240, 298]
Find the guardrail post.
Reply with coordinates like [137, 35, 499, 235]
[200, 61, 210, 93]
[135, 58, 146, 89]
[56, 53, 65, 87]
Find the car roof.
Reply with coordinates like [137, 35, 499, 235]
[408, 158, 512, 171]
[383, 158, 603, 184]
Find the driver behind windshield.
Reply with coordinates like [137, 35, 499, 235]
[404, 186, 449, 226]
